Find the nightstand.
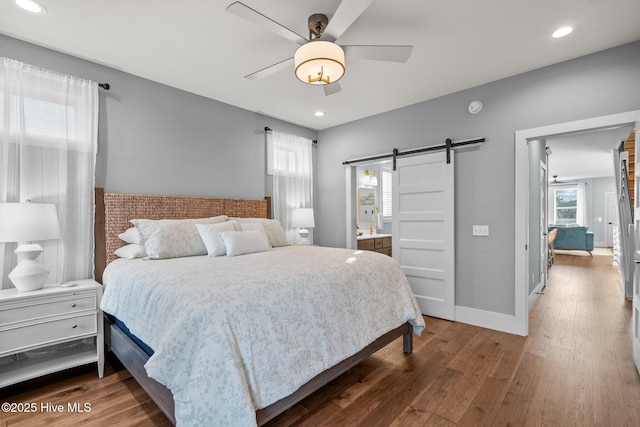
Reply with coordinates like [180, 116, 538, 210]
[0, 279, 104, 388]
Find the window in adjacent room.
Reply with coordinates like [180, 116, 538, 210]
[552, 186, 578, 225]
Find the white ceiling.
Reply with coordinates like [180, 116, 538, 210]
[1, 0, 639, 131]
[546, 126, 634, 182]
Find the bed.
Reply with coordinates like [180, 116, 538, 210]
[94, 188, 425, 426]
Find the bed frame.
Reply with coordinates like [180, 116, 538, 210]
[94, 188, 413, 425]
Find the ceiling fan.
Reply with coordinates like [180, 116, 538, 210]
[226, 0, 413, 96]
[550, 175, 580, 186]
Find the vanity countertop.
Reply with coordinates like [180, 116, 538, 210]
[357, 233, 392, 240]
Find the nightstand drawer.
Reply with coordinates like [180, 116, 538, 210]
[0, 295, 96, 326]
[0, 313, 97, 354]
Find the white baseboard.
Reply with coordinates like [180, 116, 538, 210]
[454, 305, 527, 336]
[528, 282, 544, 310]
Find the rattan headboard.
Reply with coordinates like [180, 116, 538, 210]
[94, 188, 271, 283]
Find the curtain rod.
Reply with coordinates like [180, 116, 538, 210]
[98, 83, 110, 90]
[343, 137, 485, 168]
[264, 126, 317, 144]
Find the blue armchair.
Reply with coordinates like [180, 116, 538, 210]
[548, 225, 594, 256]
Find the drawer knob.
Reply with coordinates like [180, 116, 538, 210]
[71, 303, 77, 308]
[72, 324, 77, 329]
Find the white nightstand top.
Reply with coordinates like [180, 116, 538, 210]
[0, 279, 101, 301]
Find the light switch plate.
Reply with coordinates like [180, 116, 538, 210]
[473, 225, 489, 237]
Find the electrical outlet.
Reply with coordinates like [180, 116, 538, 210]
[473, 225, 489, 237]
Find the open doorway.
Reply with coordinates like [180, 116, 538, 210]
[515, 110, 640, 337]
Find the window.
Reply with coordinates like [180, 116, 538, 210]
[267, 131, 313, 244]
[553, 186, 578, 225]
[381, 162, 392, 218]
[0, 57, 98, 289]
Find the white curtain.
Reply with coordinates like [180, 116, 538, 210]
[577, 182, 587, 225]
[0, 58, 98, 289]
[268, 130, 313, 244]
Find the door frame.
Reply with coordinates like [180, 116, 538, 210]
[540, 160, 548, 289]
[515, 110, 640, 336]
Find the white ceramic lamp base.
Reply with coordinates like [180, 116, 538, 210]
[296, 228, 311, 246]
[9, 244, 50, 291]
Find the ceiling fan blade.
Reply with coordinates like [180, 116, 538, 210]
[322, 0, 375, 42]
[226, 2, 308, 45]
[245, 57, 294, 80]
[323, 82, 342, 96]
[343, 45, 414, 63]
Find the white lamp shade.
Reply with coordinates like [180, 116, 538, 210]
[294, 41, 345, 85]
[291, 208, 315, 228]
[0, 203, 61, 242]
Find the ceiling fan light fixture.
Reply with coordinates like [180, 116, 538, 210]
[294, 41, 345, 85]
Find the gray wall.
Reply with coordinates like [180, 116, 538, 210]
[0, 35, 317, 200]
[317, 41, 640, 316]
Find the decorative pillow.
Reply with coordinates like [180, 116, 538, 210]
[218, 230, 271, 257]
[132, 215, 227, 259]
[237, 221, 272, 248]
[196, 222, 235, 257]
[118, 227, 142, 244]
[237, 218, 290, 247]
[114, 243, 147, 259]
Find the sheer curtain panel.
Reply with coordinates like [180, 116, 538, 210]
[577, 182, 587, 226]
[0, 58, 98, 289]
[268, 131, 314, 244]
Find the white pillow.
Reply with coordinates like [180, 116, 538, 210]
[118, 227, 141, 244]
[237, 218, 290, 247]
[114, 243, 147, 259]
[132, 215, 227, 259]
[238, 222, 272, 248]
[218, 230, 271, 257]
[196, 222, 235, 256]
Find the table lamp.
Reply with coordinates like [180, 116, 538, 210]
[0, 202, 61, 291]
[291, 208, 315, 245]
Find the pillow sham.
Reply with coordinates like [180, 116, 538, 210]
[237, 221, 272, 248]
[218, 230, 271, 257]
[118, 227, 142, 244]
[235, 218, 290, 247]
[196, 222, 235, 257]
[114, 243, 147, 259]
[132, 215, 227, 259]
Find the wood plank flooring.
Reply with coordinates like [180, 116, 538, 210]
[2, 250, 639, 426]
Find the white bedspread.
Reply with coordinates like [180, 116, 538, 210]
[101, 246, 425, 426]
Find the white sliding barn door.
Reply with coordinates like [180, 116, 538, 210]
[392, 151, 455, 320]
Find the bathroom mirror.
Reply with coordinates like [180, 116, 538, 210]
[357, 187, 376, 223]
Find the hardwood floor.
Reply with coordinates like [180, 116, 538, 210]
[2, 251, 639, 426]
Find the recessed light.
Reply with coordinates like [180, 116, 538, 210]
[552, 26, 573, 38]
[15, 0, 47, 14]
[314, 111, 325, 117]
